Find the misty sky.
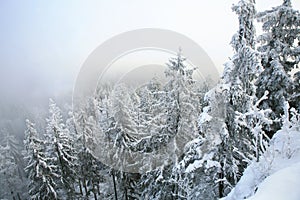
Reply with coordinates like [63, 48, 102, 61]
[0, 0, 300, 107]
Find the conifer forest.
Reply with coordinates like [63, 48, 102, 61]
[1, 0, 300, 199]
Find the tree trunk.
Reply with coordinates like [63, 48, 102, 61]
[218, 171, 224, 198]
[83, 178, 88, 196]
[112, 170, 118, 200]
[17, 193, 21, 200]
[92, 180, 98, 200]
[11, 191, 16, 200]
[79, 179, 83, 195]
[97, 183, 100, 195]
[93, 190, 98, 200]
[124, 186, 128, 200]
[123, 172, 129, 200]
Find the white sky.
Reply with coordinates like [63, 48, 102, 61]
[0, 0, 299, 102]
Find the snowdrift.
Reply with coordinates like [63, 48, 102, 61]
[223, 128, 300, 200]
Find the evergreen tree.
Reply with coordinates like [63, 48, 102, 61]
[136, 51, 203, 199]
[222, 0, 260, 183]
[0, 130, 26, 199]
[45, 99, 77, 198]
[174, 86, 230, 199]
[164, 50, 200, 155]
[174, 1, 262, 198]
[74, 109, 105, 199]
[24, 119, 58, 199]
[256, 0, 300, 136]
[132, 79, 163, 140]
[219, 0, 262, 195]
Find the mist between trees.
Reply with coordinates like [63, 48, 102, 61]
[1, 0, 300, 199]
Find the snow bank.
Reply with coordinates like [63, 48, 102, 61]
[247, 162, 300, 200]
[223, 129, 300, 200]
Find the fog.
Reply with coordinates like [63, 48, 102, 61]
[0, 0, 300, 138]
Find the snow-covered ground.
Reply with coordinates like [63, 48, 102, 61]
[223, 127, 300, 200]
[247, 161, 300, 200]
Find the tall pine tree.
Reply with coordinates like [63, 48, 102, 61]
[256, 0, 300, 136]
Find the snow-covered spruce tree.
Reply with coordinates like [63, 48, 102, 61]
[65, 111, 101, 199]
[89, 87, 138, 199]
[256, 0, 300, 136]
[24, 119, 58, 199]
[132, 78, 173, 156]
[74, 108, 106, 199]
[171, 87, 230, 199]
[161, 51, 203, 199]
[103, 85, 142, 200]
[170, 1, 263, 198]
[45, 99, 77, 199]
[98, 85, 137, 159]
[163, 50, 200, 155]
[132, 79, 163, 140]
[136, 51, 203, 199]
[218, 0, 262, 195]
[213, 0, 273, 194]
[79, 93, 132, 200]
[118, 80, 172, 199]
[111, 85, 139, 147]
[222, 0, 261, 172]
[0, 130, 27, 199]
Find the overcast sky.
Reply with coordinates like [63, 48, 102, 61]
[0, 0, 300, 106]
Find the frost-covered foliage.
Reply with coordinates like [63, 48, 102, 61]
[256, 0, 300, 136]
[24, 119, 58, 199]
[164, 50, 201, 159]
[235, 91, 272, 162]
[2, 1, 299, 199]
[72, 106, 108, 199]
[135, 51, 204, 199]
[223, 104, 300, 200]
[171, 0, 263, 198]
[45, 99, 78, 199]
[0, 130, 27, 199]
[225, 0, 261, 165]
[172, 84, 235, 199]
